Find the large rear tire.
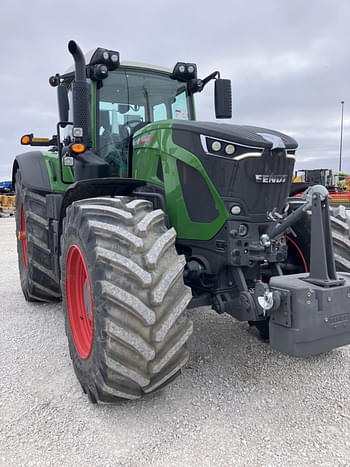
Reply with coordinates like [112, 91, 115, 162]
[61, 196, 192, 402]
[328, 205, 350, 272]
[15, 171, 61, 302]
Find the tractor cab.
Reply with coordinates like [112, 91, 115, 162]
[20, 42, 231, 185]
[95, 65, 194, 176]
[43, 43, 231, 183]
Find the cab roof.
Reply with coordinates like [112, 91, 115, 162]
[64, 49, 172, 75]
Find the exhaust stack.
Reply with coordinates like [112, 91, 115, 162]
[68, 40, 91, 147]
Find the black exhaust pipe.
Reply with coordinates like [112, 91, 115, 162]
[68, 40, 91, 147]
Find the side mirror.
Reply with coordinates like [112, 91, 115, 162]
[215, 79, 232, 119]
[57, 85, 69, 123]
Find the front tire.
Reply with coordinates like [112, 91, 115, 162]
[61, 196, 192, 402]
[15, 171, 61, 302]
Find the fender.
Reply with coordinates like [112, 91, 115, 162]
[12, 151, 52, 193]
[59, 177, 147, 219]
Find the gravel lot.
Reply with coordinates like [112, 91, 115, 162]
[1, 215, 350, 466]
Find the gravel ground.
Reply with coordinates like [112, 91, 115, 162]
[1, 215, 350, 466]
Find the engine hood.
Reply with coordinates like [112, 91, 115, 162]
[172, 120, 297, 220]
[172, 120, 298, 151]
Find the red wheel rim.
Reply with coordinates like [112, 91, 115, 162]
[66, 245, 94, 359]
[285, 235, 309, 273]
[21, 204, 28, 268]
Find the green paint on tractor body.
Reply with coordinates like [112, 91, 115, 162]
[43, 152, 74, 193]
[132, 121, 228, 240]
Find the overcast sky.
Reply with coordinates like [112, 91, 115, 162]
[1, 0, 349, 180]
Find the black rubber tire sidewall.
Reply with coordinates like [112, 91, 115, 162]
[15, 171, 34, 301]
[61, 220, 104, 401]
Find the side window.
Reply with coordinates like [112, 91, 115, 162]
[171, 90, 188, 120]
[153, 103, 167, 121]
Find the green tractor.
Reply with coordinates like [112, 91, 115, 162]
[14, 40, 350, 403]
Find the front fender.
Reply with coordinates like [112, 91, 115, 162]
[12, 151, 51, 193]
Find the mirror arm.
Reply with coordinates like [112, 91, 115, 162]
[201, 70, 220, 88]
[189, 70, 221, 94]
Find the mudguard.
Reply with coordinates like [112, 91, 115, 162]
[12, 151, 51, 193]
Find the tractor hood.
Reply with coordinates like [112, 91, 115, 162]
[172, 120, 298, 151]
[171, 120, 298, 220]
[133, 119, 297, 223]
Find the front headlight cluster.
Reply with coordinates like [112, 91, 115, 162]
[200, 134, 264, 160]
[200, 135, 236, 158]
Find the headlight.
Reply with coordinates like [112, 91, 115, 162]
[201, 135, 237, 158]
[200, 134, 263, 160]
[211, 141, 222, 152]
[225, 144, 235, 155]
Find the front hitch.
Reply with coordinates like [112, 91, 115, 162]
[224, 185, 350, 358]
[268, 187, 350, 356]
[265, 184, 329, 243]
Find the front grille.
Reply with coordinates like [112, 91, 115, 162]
[201, 149, 294, 217]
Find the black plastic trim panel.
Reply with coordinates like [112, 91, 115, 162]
[177, 160, 218, 223]
[13, 151, 51, 193]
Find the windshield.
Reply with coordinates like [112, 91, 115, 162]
[97, 69, 193, 176]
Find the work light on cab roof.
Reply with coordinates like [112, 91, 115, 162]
[86, 47, 120, 81]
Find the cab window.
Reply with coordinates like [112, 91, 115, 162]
[98, 69, 193, 176]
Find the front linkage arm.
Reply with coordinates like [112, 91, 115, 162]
[224, 185, 349, 338]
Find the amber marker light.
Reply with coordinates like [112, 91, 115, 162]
[71, 143, 85, 153]
[32, 138, 50, 143]
[21, 135, 31, 145]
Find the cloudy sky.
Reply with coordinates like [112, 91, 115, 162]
[1, 0, 349, 180]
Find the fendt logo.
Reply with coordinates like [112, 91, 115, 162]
[255, 174, 288, 184]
